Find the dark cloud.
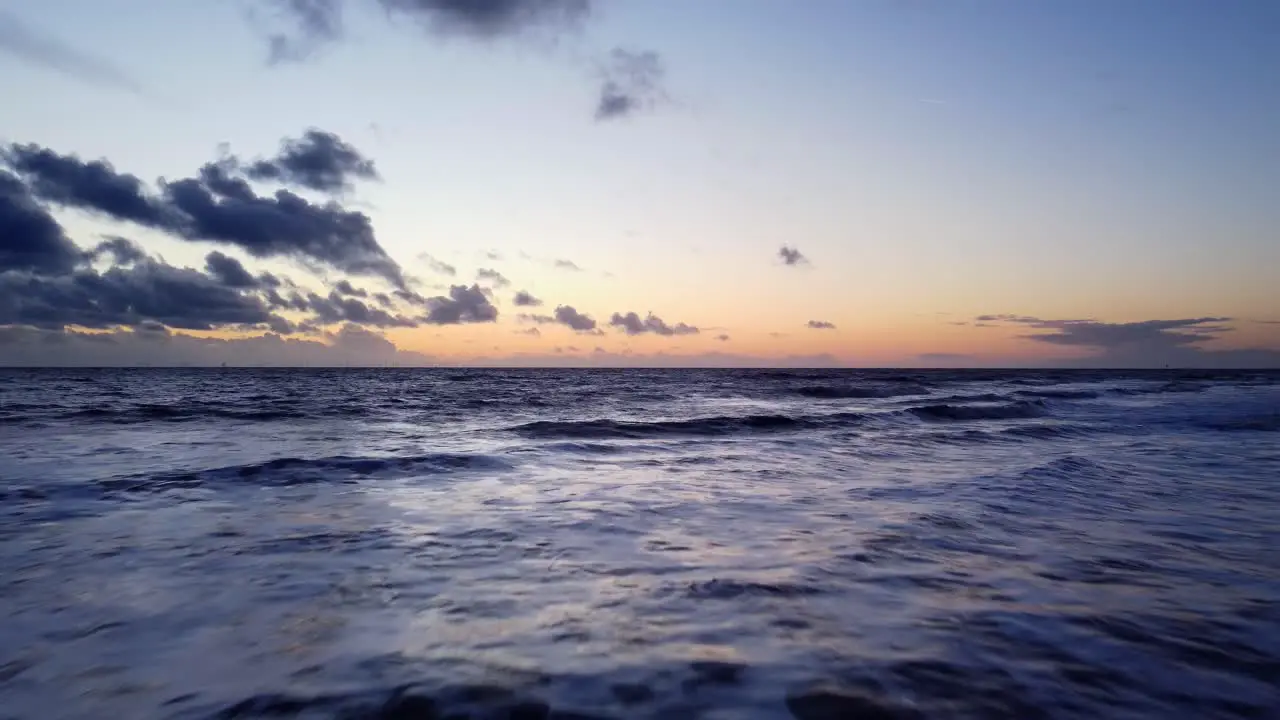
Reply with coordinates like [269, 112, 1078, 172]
[0, 259, 283, 331]
[88, 236, 147, 266]
[554, 305, 596, 332]
[512, 290, 542, 307]
[979, 314, 1280, 368]
[0, 9, 144, 93]
[373, 292, 394, 308]
[333, 279, 368, 298]
[2, 136, 409, 288]
[0, 323, 434, 367]
[596, 48, 665, 121]
[391, 288, 427, 307]
[260, 1, 667, 122]
[422, 284, 499, 324]
[715, 334, 730, 342]
[3, 143, 174, 227]
[417, 252, 457, 276]
[204, 251, 259, 289]
[268, 0, 590, 60]
[243, 129, 379, 194]
[516, 327, 541, 337]
[0, 171, 84, 274]
[305, 291, 417, 328]
[608, 311, 698, 336]
[553, 258, 582, 271]
[1018, 317, 1232, 348]
[377, 0, 590, 38]
[476, 267, 510, 287]
[807, 320, 836, 330]
[485, 250, 502, 261]
[779, 245, 806, 266]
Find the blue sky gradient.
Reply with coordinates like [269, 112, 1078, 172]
[1, 1, 1277, 366]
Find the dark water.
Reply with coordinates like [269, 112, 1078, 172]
[1, 369, 1278, 719]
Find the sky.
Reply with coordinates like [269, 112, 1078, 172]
[1, 0, 1278, 367]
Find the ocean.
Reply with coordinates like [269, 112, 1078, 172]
[0, 368, 1277, 719]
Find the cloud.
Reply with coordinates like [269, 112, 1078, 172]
[303, 291, 418, 328]
[88, 236, 147, 266]
[241, 129, 380, 194]
[517, 313, 556, 324]
[596, 48, 666, 122]
[0, 170, 84, 274]
[266, 0, 345, 63]
[2, 133, 409, 288]
[807, 320, 836, 330]
[475, 267, 510, 287]
[779, 245, 806, 266]
[267, 0, 590, 60]
[769, 332, 788, 339]
[0, 323, 434, 367]
[715, 334, 730, 342]
[975, 314, 1042, 324]
[553, 258, 582, 271]
[608, 311, 699, 336]
[417, 252, 457, 276]
[0, 10, 143, 94]
[204, 251, 260, 289]
[422, 284, 499, 324]
[333, 279, 368, 297]
[516, 327, 541, 337]
[0, 258, 285, 331]
[979, 313, 1280, 368]
[554, 304, 596, 331]
[512, 290, 542, 307]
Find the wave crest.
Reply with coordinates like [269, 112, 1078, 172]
[909, 401, 1046, 422]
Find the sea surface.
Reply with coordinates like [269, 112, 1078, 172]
[0, 368, 1278, 719]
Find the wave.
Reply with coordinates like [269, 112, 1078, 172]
[909, 400, 1046, 422]
[791, 384, 929, 399]
[511, 412, 865, 440]
[1015, 389, 1100, 400]
[100, 453, 511, 493]
[37, 402, 375, 424]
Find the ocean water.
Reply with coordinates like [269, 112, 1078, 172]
[0, 369, 1278, 720]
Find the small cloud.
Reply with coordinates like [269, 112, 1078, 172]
[485, 250, 502, 261]
[417, 252, 457, 276]
[516, 327, 541, 337]
[715, 334, 730, 342]
[421, 284, 499, 325]
[778, 245, 806, 266]
[517, 313, 556, 325]
[609, 311, 698, 336]
[512, 290, 542, 307]
[769, 332, 788, 339]
[0, 9, 144, 94]
[807, 320, 836, 330]
[554, 305, 597, 332]
[595, 48, 666, 122]
[553, 258, 582, 271]
[476, 268, 510, 287]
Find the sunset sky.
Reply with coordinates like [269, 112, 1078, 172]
[2, 0, 1278, 367]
